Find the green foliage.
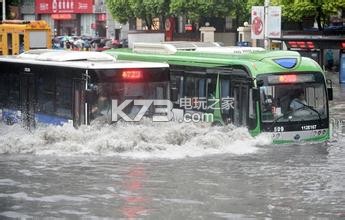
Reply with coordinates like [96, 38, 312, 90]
[231, 0, 250, 27]
[106, 0, 132, 24]
[107, 0, 344, 31]
[7, 0, 21, 5]
[170, 0, 232, 22]
[107, 0, 235, 29]
[106, 0, 170, 27]
[322, 0, 345, 15]
[247, 0, 345, 22]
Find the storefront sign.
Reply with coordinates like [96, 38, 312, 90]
[97, 14, 106, 21]
[51, 13, 75, 20]
[184, 24, 192, 31]
[36, 0, 93, 14]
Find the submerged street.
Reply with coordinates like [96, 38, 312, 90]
[0, 72, 344, 219]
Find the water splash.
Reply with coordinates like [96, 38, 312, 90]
[0, 120, 271, 159]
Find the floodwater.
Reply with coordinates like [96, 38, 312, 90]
[0, 73, 345, 219]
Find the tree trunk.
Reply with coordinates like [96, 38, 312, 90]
[316, 6, 323, 31]
[144, 17, 151, 30]
[235, 14, 240, 43]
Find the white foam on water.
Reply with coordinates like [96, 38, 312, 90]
[0, 120, 271, 159]
[0, 211, 32, 219]
[0, 192, 90, 202]
[0, 179, 20, 186]
[17, 169, 42, 176]
[59, 210, 89, 215]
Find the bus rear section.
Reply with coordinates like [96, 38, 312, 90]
[87, 66, 170, 124]
[0, 50, 169, 128]
[257, 71, 331, 143]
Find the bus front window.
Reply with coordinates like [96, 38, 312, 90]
[260, 83, 327, 122]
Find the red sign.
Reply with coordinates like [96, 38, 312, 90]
[97, 14, 106, 21]
[165, 17, 175, 41]
[35, 0, 93, 14]
[51, 13, 75, 20]
[184, 24, 193, 31]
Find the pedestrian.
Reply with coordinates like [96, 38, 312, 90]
[326, 49, 334, 71]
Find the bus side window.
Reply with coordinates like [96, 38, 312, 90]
[56, 77, 72, 118]
[206, 78, 216, 98]
[156, 86, 164, 99]
[198, 79, 206, 98]
[185, 77, 195, 97]
[37, 73, 55, 115]
[170, 74, 181, 102]
[221, 79, 230, 115]
[248, 88, 257, 129]
[0, 72, 7, 108]
[8, 73, 20, 110]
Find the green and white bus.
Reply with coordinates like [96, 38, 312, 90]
[105, 42, 333, 143]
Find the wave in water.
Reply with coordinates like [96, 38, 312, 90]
[0, 120, 271, 159]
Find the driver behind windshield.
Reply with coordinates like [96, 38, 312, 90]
[289, 90, 307, 111]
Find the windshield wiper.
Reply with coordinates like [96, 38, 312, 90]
[268, 110, 293, 131]
[294, 100, 322, 121]
[268, 102, 322, 131]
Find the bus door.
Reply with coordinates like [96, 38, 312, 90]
[72, 79, 86, 127]
[20, 72, 36, 129]
[231, 79, 250, 126]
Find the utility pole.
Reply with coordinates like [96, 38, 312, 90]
[264, 0, 270, 50]
[1, 0, 5, 21]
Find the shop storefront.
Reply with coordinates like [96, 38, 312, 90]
[35, 0, 94, 36]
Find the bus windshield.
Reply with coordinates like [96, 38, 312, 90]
[259, 73, 327, 123]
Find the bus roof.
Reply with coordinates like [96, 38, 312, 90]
[105, 43, 323, 77]
[0, 50, 169, 69]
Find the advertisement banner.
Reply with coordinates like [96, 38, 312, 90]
[251, 6, 264, 39]
[51, 13, 76, 20]
[36, 0, 93, 14]
[267, 6, 281, 38]
[97, 13, 107, 21]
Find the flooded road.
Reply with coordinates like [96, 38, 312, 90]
[0, 72, 345, 219]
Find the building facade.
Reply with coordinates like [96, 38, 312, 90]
[20, 0, 128, 39]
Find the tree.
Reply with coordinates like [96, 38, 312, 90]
[170, 0, 232, 23]
[231, 0, 250, 30]
[106, 0, 170, 30]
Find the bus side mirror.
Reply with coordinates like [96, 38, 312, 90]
[326, 79, 333, 101]
[252, 88, 260, 102]
[170, 87, 178, 102]
[327, 88, 333, 101]
[256, 79, 264, 87]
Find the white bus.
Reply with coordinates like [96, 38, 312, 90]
[0, 50, 170, 128]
